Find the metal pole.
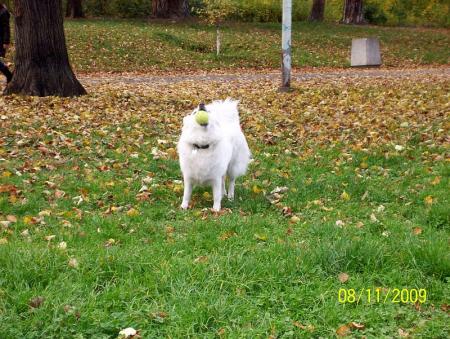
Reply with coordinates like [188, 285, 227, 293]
[281, 0, 292, 91]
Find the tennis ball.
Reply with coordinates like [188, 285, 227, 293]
[195, 110, 209, 126]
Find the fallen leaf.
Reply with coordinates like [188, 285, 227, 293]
[341, 191, 350, 201]
[336, 220, 345, 227]
[412, 227, 423, 235]
[6, 215, 17, 222]
[126, 208, 140, 217]
[105, 238, 116, 247]
[336, 324, 351, 337]
[194, 256, 208, 263]
[398, 328, 409, 337]
[68, 258, 79, 268]
[424, 195, 433, 205]
[290, 215, 300, 224]
[252, 185, 262, 194]
[118, 327, 137, 338]
[338, 272, 349, 283]
[349, 322, 365, 330]
[370, 213, 378, 223]
[219, 231, 236, 240]
[55, 189, 66, 199]
[29, 296, 45, 309]
[254, 233, 268, 242]
[431, 176, 441, 185]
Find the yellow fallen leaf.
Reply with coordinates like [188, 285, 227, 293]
[254, 233, 268, 241]
[341, 191, 350, 201]
[0, 238, 8, 245]
[2, 171, 12, 177]
[290, 215, 300, 224]
[252, 185, 262, 194]
[431, 176, 441, 185]
[126, 208, 140, 217]
[219, 231, 236, 241]
[23, 216, 35, 225]
[424, 195, 433, 205]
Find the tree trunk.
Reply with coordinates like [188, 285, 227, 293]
[66, 0, 84, 18]
[309, 0, 325, 22]
[4, 0, 86, 97]
[152, 0, 189, 18]
[342, 0, 364, 24]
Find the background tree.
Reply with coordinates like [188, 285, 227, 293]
[342, 0, 365, 24]
[152, 0, 189, 18]
[66, 0, 84, 18]
[201, 0, 234, 56]
[5, 0, 86, 97]
[309, 0, 325, 22]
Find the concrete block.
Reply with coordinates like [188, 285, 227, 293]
[351, 38, 382, 67]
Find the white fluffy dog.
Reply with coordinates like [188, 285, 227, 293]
[177, 99, 251, 211]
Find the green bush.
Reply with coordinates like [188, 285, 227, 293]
[364, 3, 388, 24]
[57, 0, 449, 27]
[113, 0, 152, 17]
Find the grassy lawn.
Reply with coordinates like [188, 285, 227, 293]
[5, 18, 448, 73]
[0, 74, 449, 337]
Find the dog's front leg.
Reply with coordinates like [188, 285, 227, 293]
[227, 177, 236, 201]
[181, 177, 193, 209]
[222, 176, 227, 197]
[212, 178, 222, 212]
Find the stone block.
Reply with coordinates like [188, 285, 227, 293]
[351, 38, 382, 67]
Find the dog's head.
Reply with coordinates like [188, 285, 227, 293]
[180, 103, 223, 146]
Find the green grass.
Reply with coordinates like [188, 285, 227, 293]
[0, 75, 449, 337]
[7, 19, 449, 73]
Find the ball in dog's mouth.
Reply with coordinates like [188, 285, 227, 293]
[195, 110, 209, 126]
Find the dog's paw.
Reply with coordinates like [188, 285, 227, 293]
[180, 203, 189, 210]
[227, 194, 234, 201]
[212, 205, 221, 212]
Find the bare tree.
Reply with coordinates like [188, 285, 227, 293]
[152, 0, 189, 18]
[66, 0, 84, 18]
[342, 0, 364, 24]
[309, 0, 325, 22]
[4, 0, 86, 97]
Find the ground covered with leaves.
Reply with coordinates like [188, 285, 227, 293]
[6, 19, 449, 73]
[0, 73, 449, 337]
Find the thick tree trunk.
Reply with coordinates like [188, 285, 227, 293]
[342, 0, 364, 24]
[309, 0, 325, 22]
[152, 0, 189, 18]
[4, 0, 86, 97]
[66, 0, 84, 18]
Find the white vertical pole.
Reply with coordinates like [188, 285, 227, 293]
[281, 0, 292, 90]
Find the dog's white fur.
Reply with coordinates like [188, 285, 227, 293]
[178, 99, 251, 211]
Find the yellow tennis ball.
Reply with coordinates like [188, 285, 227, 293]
[195, 110, 209, 126]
